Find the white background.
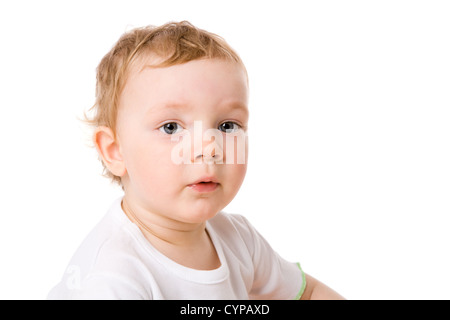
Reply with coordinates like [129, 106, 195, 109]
[0, 0, 449, 300]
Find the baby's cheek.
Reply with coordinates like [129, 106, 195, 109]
[225, 164, 247, 194]
[222, 132, 248, 165]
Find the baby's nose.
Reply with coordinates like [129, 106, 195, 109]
[193, 133, 224, 164]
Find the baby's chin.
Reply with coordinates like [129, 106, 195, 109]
[176, 208, 221, 225]
[167, 201, 223, 225]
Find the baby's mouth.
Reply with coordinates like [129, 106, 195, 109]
[187, 179, 220, 193]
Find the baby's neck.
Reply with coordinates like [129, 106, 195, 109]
[121, 197, 220, 270]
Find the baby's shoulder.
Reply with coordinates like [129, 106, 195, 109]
[210, 211, 251, 232]
[208, 212, 258, 248]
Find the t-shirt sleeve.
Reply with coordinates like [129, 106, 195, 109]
[235, 215, 306, 300]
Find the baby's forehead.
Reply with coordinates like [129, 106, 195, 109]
[130, 54, 247, 79]
[119, 58, 249, 119]
[129, 58, 247, 94]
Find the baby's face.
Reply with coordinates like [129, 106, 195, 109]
[116, 58, 249, 224]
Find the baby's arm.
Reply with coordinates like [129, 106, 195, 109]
[300, 273, 345, 300]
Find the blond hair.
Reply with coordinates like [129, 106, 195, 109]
[85, 21, 245, 185]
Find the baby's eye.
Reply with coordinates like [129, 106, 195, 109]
[218, 121, 241, 133]
[159, 122, 183, 135]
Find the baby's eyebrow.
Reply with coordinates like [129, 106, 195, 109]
[227, 102, 248, 111]
[151, 101, 192, 113]
[219, 101, 249, 118]
[161, 102, 184, 109]
[153, 101, 248, 115]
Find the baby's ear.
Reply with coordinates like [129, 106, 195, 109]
[93, 126, 126, 177]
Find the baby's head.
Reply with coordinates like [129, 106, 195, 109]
[88, 21, 249, 223]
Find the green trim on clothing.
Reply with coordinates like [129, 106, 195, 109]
[294, 262, 307, 300]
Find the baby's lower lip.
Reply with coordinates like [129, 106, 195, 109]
[188, 182, 219, 193]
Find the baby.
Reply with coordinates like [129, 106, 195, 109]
[48, 21, 343, 300]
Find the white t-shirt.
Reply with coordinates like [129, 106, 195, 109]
[48, 197, 306, 300]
